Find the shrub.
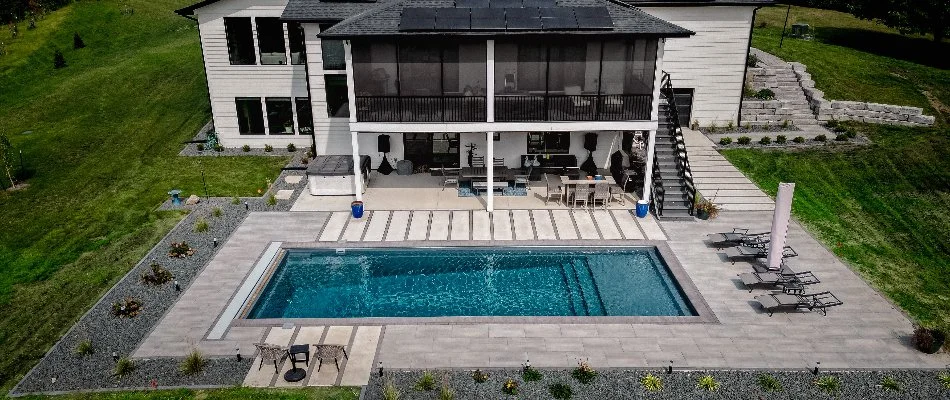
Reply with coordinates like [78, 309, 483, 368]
[439, 379, 455, 400]
[776, 135, 787, 144]
[845, 127, 857, 138]
[759, 136, 771, 145]
[814, 134, 827, 142]
[640, 374, 663, 392]
[111, 297, 142, 318]
[835, 133, 848, 141]
[195, 143, 204, 152]
[939, 372, 950, 389]
[267, 194, 277, 206]
[522, 364, 542, 382]
[743, 122, 752, 130]
[719, 137, 733, 146]
[472, 369, 489, 383]
[383, 379, 401, 400]
[781, 120, 791, 129]
[825, 119, 839, 129]
[53, 49, 66, 69]
[264, 144, 274, 152]
[231, 196, 240, 205]
[73, 32, 85, 49]
[114, 357, 134, 377]
[746, 53, 759, 67]
[242, 145, 251, 152]
[194, 217, 209, 233]
[707, 121, 717, 133]
[502, 378, 519, 395]
[287, 143, 296, 152]
[549, 382, 573, 399]
[180, 349, 205, 375]
[141, 263, 173, 286]
[415, 370, 436, 391]
[726, 121, 735, 131]
[912, 325, 943, 352]
[697, 375, 720, 391]
[814, 376, 840, 394]
[880, 376, 900, 391]
[306, 149, 316, 159]
[571, 360, 597, 384]
[75, 340, 93, 357]
[757, 374, 782, 392]
[754, 89, 775, 100]
[793, 136, 806, 144]
[743, 85, 757, 98]
[213, 144, 224, 152]
[168, 242, 195, 258]
[737, 136, 752, 145]
[212, 207, 222, 217]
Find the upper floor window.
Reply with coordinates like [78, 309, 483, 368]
[296, 98, 313, 131]
[320, 24, 345, 70]
[324, 76, 350, 118]
[256, 18, 286, 65]
[266, 98, 295, 134]
[224, 17, 255, 65]
[288, 22, 306, 65]
[236, 98, 265, 134]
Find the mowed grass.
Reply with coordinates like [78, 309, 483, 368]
[16, 387, 360, 400]
[0, 0, 287, 393]
[725, 6, 950, 334]
[751, 5, 950, 123]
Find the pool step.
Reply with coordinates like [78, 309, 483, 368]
[559, 262, 588, 316]
[574, 259, 607, 316]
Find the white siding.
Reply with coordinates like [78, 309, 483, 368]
[639, 6, 756, 125]
[303, 23, 354, 156]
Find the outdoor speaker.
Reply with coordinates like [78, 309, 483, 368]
[377, 134, 390, 153]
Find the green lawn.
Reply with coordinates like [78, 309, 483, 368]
[752, 5, 949, 123]
[0, 0, 287, 393]
[724, 6, 950, 335]
[16, 387, 359, 400]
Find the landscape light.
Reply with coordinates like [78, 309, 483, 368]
[813, 361, 820, 375]
[667, 360, 673, 374]
[112, 351, 119, 362]
[236, 347, 242, 362]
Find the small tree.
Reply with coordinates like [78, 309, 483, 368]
[73, 32, 85, 49]
[0, 134, 17, 189]
[846, 0, 948, 43]
[53, 49, 66, 68]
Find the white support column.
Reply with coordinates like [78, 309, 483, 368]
[485, 40, 495, 212]
[641, 39, 667, 204]
[344, 40, 363, 201]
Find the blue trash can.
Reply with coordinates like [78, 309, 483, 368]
[168, 189, 182, 206]
[636, 200, 649, 218]
[351, 201, 364, 219]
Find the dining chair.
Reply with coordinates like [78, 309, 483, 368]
[543, 174, 562, 205]
[493, 157, 505, 167]
[471, 156, 485, 168]
[592, 184, 611, 209]
[572, 184, 592, 209]
[441, 168, 459, 191]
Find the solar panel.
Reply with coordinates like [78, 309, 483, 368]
[471, 8, 506, 30]
[576, 17, 612, 30]
[540, 7, 575, 30]
[438, 7, 471, 19]
[399, 7, 436, 31]
[402, 7, 437, 18]
[505, 7, 541, 30]
[540, 7, 572, 18]
[522, 0, 555, 7]
[456, 0, 489, 7]
[435, 17, 471, 30]
[489, 0, 521, 9]
[573, 6, 609, 19]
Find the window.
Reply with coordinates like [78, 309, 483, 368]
[527, 132, 571, 154]
[324, 76, 350, 118]
[266, 98, 294, 134]
[236, 98, 265, 134]
[256, 18, 286, 65]
[320, 24, 345, 70]
[296, 98, 313, 132]
[288, 22, 306, 65]
[224, 18, 255, 65]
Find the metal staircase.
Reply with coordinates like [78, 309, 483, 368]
[651, 72, 696, 221]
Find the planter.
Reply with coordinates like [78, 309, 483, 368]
[635, 200, 649, 218]
[923, 330, 945, 354]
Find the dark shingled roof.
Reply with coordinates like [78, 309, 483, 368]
[282, 1, 380, 22]
[624, 0, 774, 6]
[316, 0, 695, 38]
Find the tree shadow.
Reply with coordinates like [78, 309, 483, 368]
[814, 27, 949, 69]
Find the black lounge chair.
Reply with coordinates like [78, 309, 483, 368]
[723, 245, 797, 264]
[754, 291, 842, 316]
[738, 271, 820, 292]
[706, 228, 770, 249]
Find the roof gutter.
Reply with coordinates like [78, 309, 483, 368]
[737, 5, 763, 127]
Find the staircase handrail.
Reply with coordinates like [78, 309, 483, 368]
[659, 71, 696, 216]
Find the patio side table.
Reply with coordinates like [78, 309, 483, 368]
[283, 344, 310, 382]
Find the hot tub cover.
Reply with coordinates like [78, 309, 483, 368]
[306, 155, 371, 176]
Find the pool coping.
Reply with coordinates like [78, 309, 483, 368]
[228, 239, 718, 327]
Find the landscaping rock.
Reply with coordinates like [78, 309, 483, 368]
[185, 194, 200, 205]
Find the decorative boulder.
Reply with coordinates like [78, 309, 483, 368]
[185, 194, 201, 205]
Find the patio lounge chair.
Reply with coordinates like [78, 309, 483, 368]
[754, 291, 843, 316]
[707, 228, 770, 249]
[254, 342, 289, 373]
[738, 270, 820, 292]
[723, 244, 797, 264]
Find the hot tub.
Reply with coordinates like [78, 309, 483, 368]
[306, 155, 370, 196]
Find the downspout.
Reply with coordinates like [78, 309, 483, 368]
[738, 6, 764, 127]
[303, 24, 316, 156]
[182, 13, 217, 141]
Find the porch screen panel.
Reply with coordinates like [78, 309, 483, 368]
[236, 98, 265, 135]
[398, 44, 442, 121]
[444, 42, 487, 121]
[547, 41, 599, 120]
[256, 18, 286, 65]
[601, 39, 657, 95]
[265, 98, 294, 134]
[352, 42, 398, 95]
[224, 17, 255, 65]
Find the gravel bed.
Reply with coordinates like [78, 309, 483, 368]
[714, 135, 872, 150]
[364, 368, 950, 399]
[11, 161, 308, 395]
[177, 122, 309, 157]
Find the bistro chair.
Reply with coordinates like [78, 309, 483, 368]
[253, 343, 289, 373]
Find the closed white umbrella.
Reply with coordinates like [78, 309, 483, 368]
[767, 182, 795, 270]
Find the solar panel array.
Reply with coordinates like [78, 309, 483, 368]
[399, 5, 613, 32]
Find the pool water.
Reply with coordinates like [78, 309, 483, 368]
[247, 247, 695, 319]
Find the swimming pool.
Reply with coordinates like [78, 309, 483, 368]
[246, 247, 696, 319]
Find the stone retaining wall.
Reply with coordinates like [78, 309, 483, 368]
[790, 62, 936, 126]
[740, 99, 800, 126]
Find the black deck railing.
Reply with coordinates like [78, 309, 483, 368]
[654, 71, 696, 217]
[495, 94, 652, 122]
[355, 96, 486, 122]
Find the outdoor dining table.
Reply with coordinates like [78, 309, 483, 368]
[560, 175, 616, 203]
[460, 167, 513, 181]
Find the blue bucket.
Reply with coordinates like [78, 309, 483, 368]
[635, 200, 649, 218]
[351, 201, 364, 219]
